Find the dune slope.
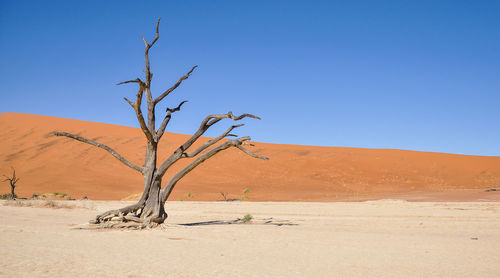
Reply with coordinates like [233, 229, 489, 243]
[1, 112, 499, 201]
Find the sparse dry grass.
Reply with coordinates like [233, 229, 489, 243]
[40, 200, 75, 209]
[3, 200, 33, 207]
[2, 199, 93, 209]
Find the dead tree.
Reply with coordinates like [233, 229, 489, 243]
[3, 167, 20, 199]
[52, 19, 268, 228]
[220, 192, 228, 201]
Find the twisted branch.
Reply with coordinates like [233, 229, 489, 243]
[160, 136, 268, 202]
[185, 112, 260, 150]
[156, 112, 261, 176]
[156, 100, 188, 140]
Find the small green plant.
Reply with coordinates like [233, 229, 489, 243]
[241, 188, 250, 200]
[186, 192, 193, 198]
[178, 198, 184, 201]
[241, 214, 253, 223]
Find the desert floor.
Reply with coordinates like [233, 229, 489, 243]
[1, 200, 499, 278]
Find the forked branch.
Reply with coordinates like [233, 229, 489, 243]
[51, 132, 143, 173]
[2, 167, 19, 184]
[184, 112, 260, 151]
[142, 18, 161, 87]
[160, 136, 268, 202]
[182, 124, 243, 158]
[118, 79, 154, 142]
[156, 112, 261, 176]
[2, 167, 20, 191]
[156, 100, 188, 140]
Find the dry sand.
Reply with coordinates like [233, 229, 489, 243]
[1, 112, 500, 202]
[1, 200, 499, 277]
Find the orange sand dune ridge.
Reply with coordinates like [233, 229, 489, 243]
[1, 112, 499, 201]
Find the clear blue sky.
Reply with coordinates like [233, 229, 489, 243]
[1, 0, 499, 156]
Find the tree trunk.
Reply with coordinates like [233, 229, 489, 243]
[141, 178, 167, 223]
[140, 142, 159, 218]
[10, 183, 15, 199]
[131, 142, 167, 224]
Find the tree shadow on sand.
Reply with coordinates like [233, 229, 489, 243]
[178, 217, 297, 227]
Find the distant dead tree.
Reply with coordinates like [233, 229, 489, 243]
[52, 19, 268, 228]
[3, 167, 20, 199]
[220, 192, 228, 201]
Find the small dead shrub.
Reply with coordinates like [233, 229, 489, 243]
[1, 193, 17, 200]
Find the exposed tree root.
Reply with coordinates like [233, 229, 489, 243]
[97, 221, 150, 229]
[87, 199, 167, 229]
[86, 218, 160, 230]
[91, 202, 144, 224]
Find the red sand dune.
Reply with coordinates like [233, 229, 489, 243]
[1, 112, 499, 201]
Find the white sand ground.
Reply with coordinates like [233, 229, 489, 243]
[0, 200, 499, 277]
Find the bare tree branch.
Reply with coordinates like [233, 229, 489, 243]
[143, 18, 160, 86]
[236, 145, 269, 160]
[3, 167, 20, 183]
[156, 112, 260, 177]
[160, 136, 268, 203]
[156, 100, 188, 140]
[117, 78, 144, 86]
[186, 112, 260, 149]
[133, 87, 154, 142]
[153, 65, 198, 104]
[123, 97, 134, 107]
[202, 111, 261, 127]
[182, 124, 244, 158]
[116, 77, 154, 141]
[166, 100, 188, 113]
[140, 19, 161, 135]
[119, 84, 154, 142]
[51, 132, 143, 173]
